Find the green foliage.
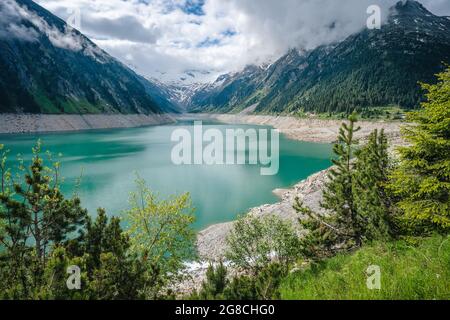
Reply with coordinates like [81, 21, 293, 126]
[225, 214, 302, 275]
[225, 263, 286, 300]
[353, 129, 394, 240]
[388, 67, 450, 232]
[295, 114, 361, 258]
[66, 208, 147, 300]
[223, 276, 257, 300]
[322, 113, 362, 245]
[191, 263, 287, 301]
[251, 263, 285, 300]
[0, 142, 196, 300]
[193, 263, 229, 300]
[122, 177, 197, 298]
[0, 141, 87, 299]
[295, 116, 395, 259]
[280, 235, 450, 300]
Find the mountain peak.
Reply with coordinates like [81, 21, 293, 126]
[392, 0, 432, 16]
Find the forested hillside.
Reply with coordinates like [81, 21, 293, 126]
[188, 1, 450, 114]
[0, 0, 177, 114]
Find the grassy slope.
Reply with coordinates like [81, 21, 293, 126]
[280, 235, 450, 300]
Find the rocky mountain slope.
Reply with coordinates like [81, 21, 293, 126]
[0, 0, 177, 114]
[186, 0, 450, 114]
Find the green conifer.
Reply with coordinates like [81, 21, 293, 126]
[388, 67, 450, 231]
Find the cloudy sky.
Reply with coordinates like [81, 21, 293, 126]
[33, 0, 450, 84]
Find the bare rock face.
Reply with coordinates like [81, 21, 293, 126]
[0, 0, 177, 114]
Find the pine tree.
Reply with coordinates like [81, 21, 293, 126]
[295, 115, 394, 259]
[294, 114, 361, 258]
[353, 129, 393, 240]
[321, 113, 362, 246]
[198, 263, 228, 300]
[0, 141, 87, 296]
[9, 141, 86, 264]
[388, 67, 450, 232]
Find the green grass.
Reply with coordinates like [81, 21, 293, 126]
[280, 235, 450, 300]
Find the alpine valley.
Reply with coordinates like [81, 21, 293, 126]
[1, 0, 449, 116]
[178, 0, 450, 115]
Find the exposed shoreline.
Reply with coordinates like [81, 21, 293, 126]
[0, 112, 405, 294]
[0, 113, 175, 134]
[175, 113, 404, 144]
[173, 113, 404, 295]
[191, 113, 404, 249]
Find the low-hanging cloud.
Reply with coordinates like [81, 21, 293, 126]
[24, 0, 450, 83]
[0, 0, 40, 41]
[0, 0, 88, 51]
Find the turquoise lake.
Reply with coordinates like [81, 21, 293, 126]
[0, 121, 332, 230]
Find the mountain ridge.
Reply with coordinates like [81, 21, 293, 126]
[0, 0, 178, 114]
[182, 0, 450, 115]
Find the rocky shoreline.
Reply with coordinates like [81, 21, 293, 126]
[174, 167, 332, 296]
[196, 167, 331, 261]
[180, 112, 404, 262]
[0, 113, 175, 134]
[175, 113, 404, 295]
[0, 112, 404, 294]
[176, 113, 404, 144]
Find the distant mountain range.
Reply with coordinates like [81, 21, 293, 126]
[183, 0, 450, 114]
[0, 0, 177, 114]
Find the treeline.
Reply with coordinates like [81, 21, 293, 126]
[0, 68, 449, 300]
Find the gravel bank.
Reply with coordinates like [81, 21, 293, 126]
[196, 168, 331, 261]
[176, 113, 404, 145]
[0, 113, 175, 134]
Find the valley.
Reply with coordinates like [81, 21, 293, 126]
[0, 0, 449, 302]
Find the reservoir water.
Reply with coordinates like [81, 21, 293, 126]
[0, 121, 332, 230]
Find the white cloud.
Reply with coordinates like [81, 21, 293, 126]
[1, 0, 85, 50]
[28, 0, 450, 83]
[0, 0, 39, 41]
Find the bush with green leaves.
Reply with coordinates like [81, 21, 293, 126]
[122, 177, 197, 299]
[225, 214, 302, 275]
